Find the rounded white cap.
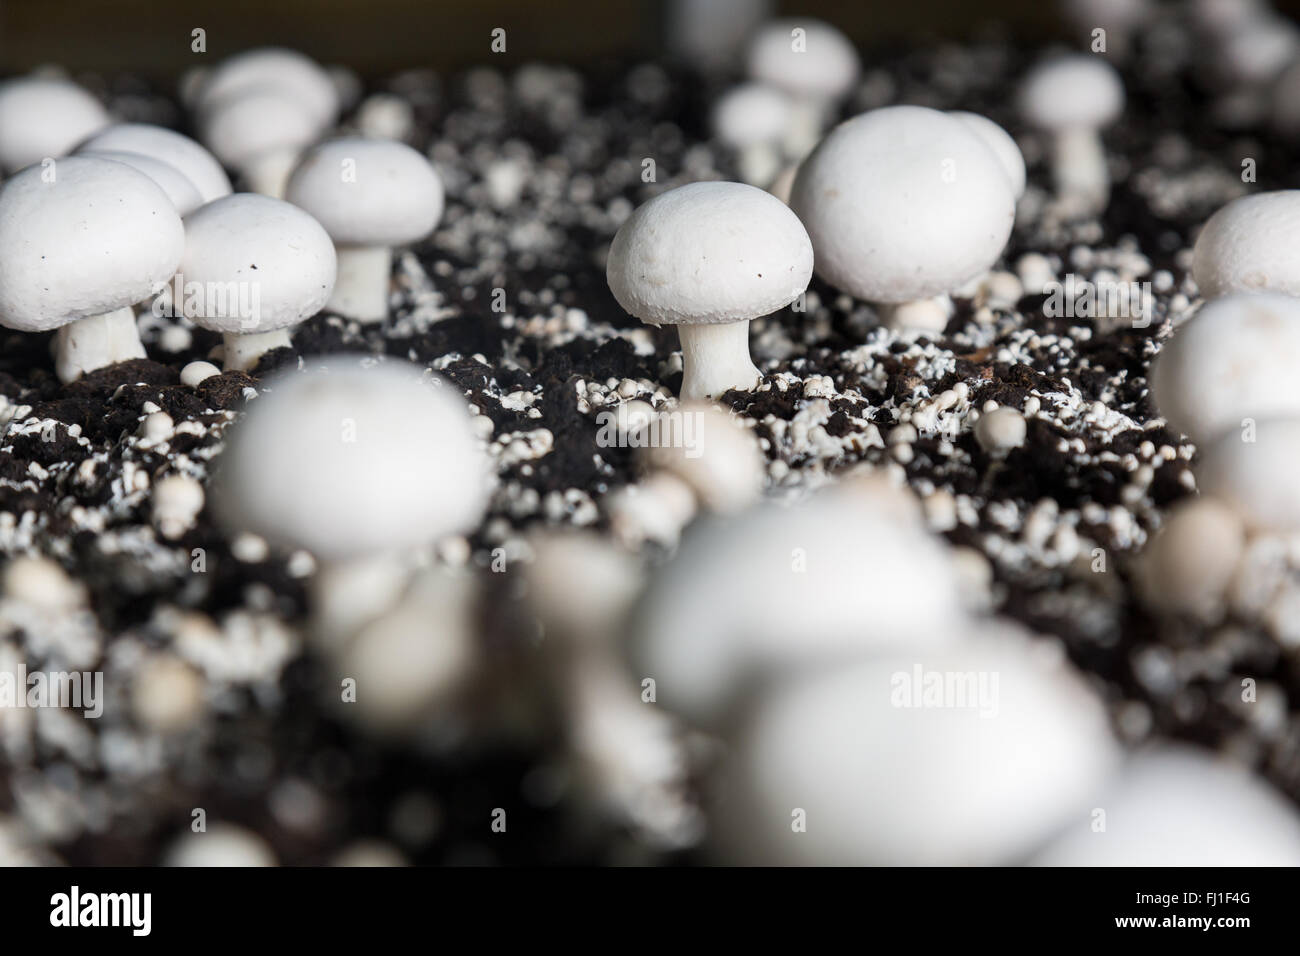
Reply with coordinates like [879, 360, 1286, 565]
[78, 149, 202, 214]
[0, 156, 183, 332]
[948, 110, 1026, 199]
[1198, 416, 1300, 531]
[212, 359, 489, 561]
[1136, 498, 1244, 622]
[199, 90, 322, 169]
[179, 193, 336, 334]
[285, 138, 445, 247]
[78, 123, 231, 202]
[1151, 293, 1300, 444]
[1019, 55, 1125, 131]
[790, 106, 1015, 304]
[196, 47, 339, 130]
[1192, 191, 1300, 298]
[607, 180, 812, 326]
[165, 823, 276, 866]
[746, 18, 860, 100]
[712, 83, 794, 149]
[0, 77, 110, 173]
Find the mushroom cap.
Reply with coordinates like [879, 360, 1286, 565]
[78, 123, 232, 202]
[179, 193, 336, 334]
[78, 149, 203, 214]
[285, 138, 445, 247]
[1214, 15, 1299, 87]
[1191, 191, 1300, 298]
[948, 110, 1026, 199]
[1019, 55, 1125, 131]
[212, 359, 489, 561]
[711, 83, 794, 149]
[746, 18, 861, 100]
[198, 90, 322, 169]
[713, 623, 1119, 865]
[0, 157, 183, 332]
[1198, 416, 1300, 532]
[1150, 293, 1300, 444]
[0, 77, 110, 173]
[790, 106, 1015, 304]
[1033, 746, 1300, 865]
[606, 181, 813, 326]
[196, 47, 339, 130]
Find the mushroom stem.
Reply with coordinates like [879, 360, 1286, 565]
[782, 97, 832, 161]
[677, 321, 762, 400]
[328, 246, 392, 323]
[737, 142, 782, 188]
[1051, 127, 1109, 212]
[309, 552, 413, 652]
[222, 328, 291, 372]
[53, 307, 146, 383]
[241, 147, 300, 199]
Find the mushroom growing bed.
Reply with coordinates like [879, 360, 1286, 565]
[1, 25, 1298, 866]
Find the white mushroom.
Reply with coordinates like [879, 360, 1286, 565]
[1019, 55, 1124, 213]
[285, 138, 445, 323]
[1191, 192, 1300, 299]
[0, 76, 110, 173]
[164, 823, 276, 867]
[194, 47, 340, 131]
[211, 359, 490, 647]
[1062, 0, 1153, 60]
[711, 83, 793, 187]
[179, 193, 336, 372]
[790, 106, 1015, 331]
[1197, 416, 1300, 532]
[0, 156, 183, 382]
[638, 401, 765, 512]
[947, 110, 1026, 199]
[1135, 497, 1245, 623]
[77, 149, 202, 214]
[77, 123, 231, 202]
[198, 90, 323, 198]
[1150, 292, 1300, 445]
[606, 181, 812, 400]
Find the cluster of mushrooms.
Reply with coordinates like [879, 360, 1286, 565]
[2, 0, 1300, 866]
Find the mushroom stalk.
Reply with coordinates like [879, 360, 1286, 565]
[1051, 127, 1109, 212]
[328, 246, 392, 323]
[737, 142, 782, 188]
[309, 552, 413, 652]
[677, 321, 761, 400]
[782, 96, 831, 161]
[53, 307, 147, 383]
[222, 328, 291, 373]
[241, 147, 300, 199]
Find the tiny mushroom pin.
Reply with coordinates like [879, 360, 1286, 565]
[1191, 192, 1300, 298]
[1019, 54, 1125, 214]
[606, 181, 813, 400]
[0, 76, 110, 174]
[179, 193, 336, 372]
[0, 156, 184, 382]
[790, 106, 1015, 333]
[285, 137, 445, 323]
[77, 123, 232, 203]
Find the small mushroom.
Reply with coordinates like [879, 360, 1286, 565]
[285, 138, 445, 323]
[77, 123, 231, 202]
[1191, 192, 1300, 299]
[1197, 416, 1300, 532]
[1135, 498, 1245, 623]
[711, 83, 794, 187]
[77, 149, 202, 214]
[198, 90, 324, 198]
[0, 76, 110, 173]
[0, 156, 184, 382]
[178, 193, 336, 372]
[606, 181, 812, 400]
[211, 359, 490, 647]
[193, 47, 340, 132]
[1019, 54, 1125, 214]
[947, 110, 1026, 199]
[790, 106, 1015, 332]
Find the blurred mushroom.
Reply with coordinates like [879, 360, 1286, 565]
[0, 76, 109, 173]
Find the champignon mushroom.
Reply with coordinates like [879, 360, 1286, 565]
[947, 110, 1026, 199]
[211, 359, 490, 647]
[711, 83, 794, 187]
[193, 47, 340, 132]
[1191, 192, 1300, 298]
[789, 106, 1015, 332]
[178, 193, 336, 372]
[0, 156, 183, 382]
[77, 123, 231, 202]
[1197, 416, 1300, 532]
[1150, 292, 1300, 445]
[77, 149, 203, 214]
[198, 90, 324, 198]
[285, 138, 445, 323]
[606, 181, 813, 400]
[1019, 54, 1125, 214]
[1135, 498, 1245, 623]
[0, 76, 110, 173]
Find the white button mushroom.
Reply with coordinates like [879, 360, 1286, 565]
[639, 402, 765, 513]
[285, 138, 445, 323]
[1033, 746, 1300, 865]
[606, 181, 813, 400]
[1136, 497, 1244, 623]
[745, 18, 861, 159]
[974, 405, 1027, 454]
[77, 123, 232, 203]
[77, 149, 202, 214]
[178, 193, 336, 372]
[711, 83, 794, 187]
[198, 90, 324, 198]
[1019, 55, 1124, 214]
[164, 823, 276, 867]
[789, 106, 1015, 331]
[1150, 292, 1300, 445]
[1197, 417, 1300, 532]
[0, 76, 110, 173]
[948, 110, 1026, 199]
[1062, 0, 1153, 61]
[211, 359, 490, 647]
[193, 47, 340, 132]
[0, 156, 184, 382]
[1191, 192, 1300, 299]
[152, 474, 206, 540]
